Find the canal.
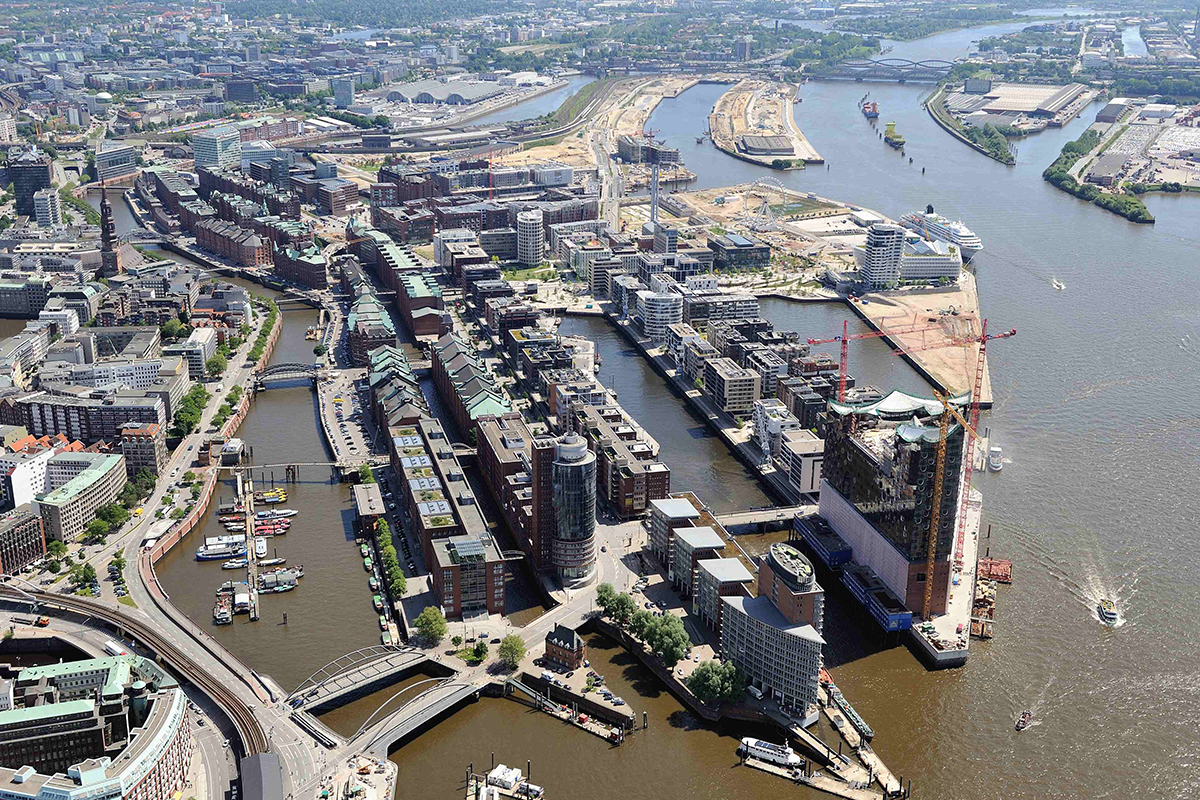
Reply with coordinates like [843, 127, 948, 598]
[99, 19, 1200, 793]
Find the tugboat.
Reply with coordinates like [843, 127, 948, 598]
[1098, 598, 1119, 625]
[1015, 710, 1032, 732]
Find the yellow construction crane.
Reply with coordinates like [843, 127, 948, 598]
[922, 392, 981, 619]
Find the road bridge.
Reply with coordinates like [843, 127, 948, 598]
[715, 504, 814, 529]
[254, 362, 322, 389]
[288, 646, 436, 712]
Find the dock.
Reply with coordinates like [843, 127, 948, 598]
[741, 755, 885, 800]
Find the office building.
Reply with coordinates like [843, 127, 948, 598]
[95, 142, 138, 182]
[0, 505, 45, 575]
[0, 446, 57, 511]
[647, 495, 701, 567]
[708, 233, 770, 271]
[192, 126, 241, 169]
[551, 433, 597, 585]
[565, 402, 670, 518]
[782, 428, 824, 496]
[163, 328, 217, 378]
[11, 148, 53, 219]
[719, 545, 824, 712]
[694, 557, 754, 635]
[0, 655, 191, 800]
[36, 452, 127, 542]
[516, 209, 544, 267]
[703, 357, 761, 416]
[32, 189, 62, 228]
[332, 78, 355, 109]
[819, 390, 965, 616]
[119, 422, 167, 477]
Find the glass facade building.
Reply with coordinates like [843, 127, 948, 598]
[551, 433, 597, 583]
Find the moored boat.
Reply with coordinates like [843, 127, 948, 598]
[256, 509, 297, 520]
[739, 738, 802, 767]
[987, 446, 1003, 472]
[222, 558, 248, 570]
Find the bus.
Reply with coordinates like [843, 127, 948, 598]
[104, 640, 129, 657]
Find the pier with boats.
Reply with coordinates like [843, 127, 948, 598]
[206, 482, 306, 624]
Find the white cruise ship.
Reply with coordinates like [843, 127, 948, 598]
[900, 208, 983, 261]
[739, 737, 803, 767]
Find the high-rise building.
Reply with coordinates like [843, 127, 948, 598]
[818, 390, 964, 615]
[10, 147, 52, 219]
[516, 208, 544, 267]
[861, 223, 905, 288]
[192, 126, 241, 169]
[551, 433, 597, 584]
[0, 505, 45, 575]
[95, 142, 138, 181]
[332, 78, 355, 109]
[32, 188, 61, 227]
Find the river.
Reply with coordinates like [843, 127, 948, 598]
[466, 75, 596, 128]
[99, 21, 1200, 796]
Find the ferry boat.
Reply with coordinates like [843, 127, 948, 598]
[256, 494, 287, 505]
[739, 738, 802, 767]
[222, 558, 248, 570]
[254, 537, 268, 558]
[197, 542, 247, 561]
[862, 101, 879, 119]
[256, 509, 297, 520]
[900, 208, 984, 261]
[987, 446, 1004, 472]
[1098, 598, 1119, 624]
[1015, 710, 1032, 731]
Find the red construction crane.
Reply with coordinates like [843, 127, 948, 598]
[898, 319, 1015, 566]
[807, 319, 945, 402]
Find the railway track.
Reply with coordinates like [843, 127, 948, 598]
[0, 587, 269, 755]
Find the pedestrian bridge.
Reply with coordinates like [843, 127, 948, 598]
[288, 645, 436, 713]
[714, 504, 814, 529]
[253, 362, 323, 388]
[351, 679, 481, 758]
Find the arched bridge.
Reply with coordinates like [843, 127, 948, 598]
[348, 678, 480, 757]
[254, 362, 322, 388]
[818, 57, 953, 83]
[287, 645, 431, 710]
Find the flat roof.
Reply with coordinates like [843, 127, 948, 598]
[675, 525, 725, 551]
[0, 698, 94, 726]
[650, 497, 702, 520]
[698, 557, 754, 584]
[722, 595, 825, 644]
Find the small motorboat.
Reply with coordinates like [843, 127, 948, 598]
[221, 558, 248, 570]
[1098, 598, 1119, 625]
[1015, 710, 1032, 732]
[987, 446, 1003, 472]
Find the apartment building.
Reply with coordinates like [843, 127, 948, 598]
[703, 357, 761, 416]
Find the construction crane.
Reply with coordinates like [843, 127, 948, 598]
[807, 319, 946, 402]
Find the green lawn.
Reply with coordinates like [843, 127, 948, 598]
[118, 595, 138, 609]
[502, 266, 557, 281]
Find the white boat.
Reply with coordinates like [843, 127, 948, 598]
[739, 737, 802, 767]
[987, 446, 1003, 472]
[254, 537, 268, 558]
[1098, 598, 1119, 624]
[901, 209, 983, 261]
[1051, 278, 1066, 290]
[221, 558, 248, 570]
[196, 543, 246, 561]
[256, 508, 297, 520]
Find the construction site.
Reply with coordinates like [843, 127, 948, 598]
[709, 79, 823, 168]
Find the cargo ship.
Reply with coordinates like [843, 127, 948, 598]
[862, 101, 879, 119]
[883, 121, 905, 149]
[739, 738, 802, 767]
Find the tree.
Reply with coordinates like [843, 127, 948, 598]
[452, 635, 463, 647]
[47, 540, 67, 559]
[610, 593, 637, 629]
[46, 560, 61, 574]
[498, 634, 525, 668]
[314, 344, 327, 356]
[629, 609, 654, 640]
[644, 614, 691, 667]
[596, 582, 617, 612]
[205, 352, 228, 377]
[686, 660, 745, 703]
[414, 606, 447, 644]
[358, 464, 376, 484]
[472, 640, 489, 662]
[161, 318, 186, 340]
[85, 519, 110, 542]
[70, 562, 97, 588]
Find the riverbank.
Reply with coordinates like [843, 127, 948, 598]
[709, 79, 822, 169]
[924, 85, 1014, 166]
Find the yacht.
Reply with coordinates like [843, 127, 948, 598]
[987, 446, 1004, 472]
[901, 207, 984, 261]
[254, 537, 268, 558]
[221, 558, 248, 570]
[739, 738, 802, 767]
[1098, 598, 1119, 625]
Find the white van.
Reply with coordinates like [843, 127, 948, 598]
[747, 686, 763, 700]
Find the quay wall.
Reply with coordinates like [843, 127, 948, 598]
[516, 671, 637, 730]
